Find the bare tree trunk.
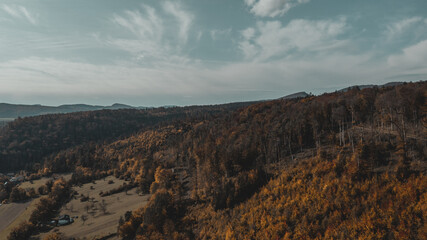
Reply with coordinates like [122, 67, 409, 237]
[288, 137, 294, 161]
[342, 121, 345, 146]
[348, 129, 354, 153]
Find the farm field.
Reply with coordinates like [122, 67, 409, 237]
[0, 173, 73, 239]
[0, 201, 32, 234]
[0, 199, 37, 240]
[19, 173, 73, 190]
[39, 175, 150, 239]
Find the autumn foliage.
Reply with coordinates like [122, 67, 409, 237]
[1, 81, 426, 239]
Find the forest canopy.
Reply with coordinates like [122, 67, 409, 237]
[1, 81, 426, 240]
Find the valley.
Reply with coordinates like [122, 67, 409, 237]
[1, 0, 426, 239]
[0, 82, 426, 239]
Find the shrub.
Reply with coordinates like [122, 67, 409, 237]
[9, 187, 29, 202]
[7, 221, 35, 240]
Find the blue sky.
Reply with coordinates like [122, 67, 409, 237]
[0, 0, 426, 106]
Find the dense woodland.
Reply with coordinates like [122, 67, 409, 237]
[0, 102, 253, 171]
[1, 81, 426, 239]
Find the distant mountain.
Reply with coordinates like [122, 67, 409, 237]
[280, 91, 309, 100]
[103, 103, 136, 110]
[0, 103, 140, 118]
[338, 81, 406, 92]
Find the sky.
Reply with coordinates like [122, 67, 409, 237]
[0, 0, 426, 106]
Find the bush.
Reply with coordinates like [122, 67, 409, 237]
[100, 182, 136, 197]
[43, 232, 66, 240]
[8, 221, 35, 240]
[118, 189, 176, 239]
[142, 189, 174, 230]
[80, 195, 89, 202]
[29, 197, 56, 224]
[38, 185, 49, 195]
[9, 187, 29, 202]
[30, 178, 71, 225]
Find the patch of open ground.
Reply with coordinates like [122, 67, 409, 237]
[39, 175, 150, 239]
[19, 173, 72, 191]
[0, 173, 74, 240]
[0, 199, 38, 240]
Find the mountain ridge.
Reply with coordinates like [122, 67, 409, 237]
[1, 81, 424, 119]
[0, 103, 144, 118]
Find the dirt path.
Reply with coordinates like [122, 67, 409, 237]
[0, 201, 32, 233]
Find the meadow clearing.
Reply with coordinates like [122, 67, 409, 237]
[38, 175, 150, 239]
[0, 174, 71, 239]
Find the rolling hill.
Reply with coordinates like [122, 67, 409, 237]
[0, 103, 140, 118]
[0, 81, 426, 240]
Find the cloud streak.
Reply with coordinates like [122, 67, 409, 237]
[1, 4, 37, 25]
[385, 17, 424, 40]
[1, 40, 423, 106]
[0, 1, 425, 106]
[162, 1, 193, 44]
[239, 17, 348, 61]
[107, 2, 194, 65]
[244, 0, 310, 18]
[388, 39, 427, 72]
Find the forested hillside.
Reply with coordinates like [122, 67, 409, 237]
[1, 82, 426, 239]
[114, 81, 426, 239]
[0, 102, 253, 171]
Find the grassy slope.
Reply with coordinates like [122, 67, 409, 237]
[0, 174, 71, 239]
[0, 200, 37, 240]
[38, 176, 150, 239]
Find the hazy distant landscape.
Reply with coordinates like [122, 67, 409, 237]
[0, 118, 14, 122]
[0, 118, 14, 128]
[0, 103, 143, 119]
[1, 0, 426, 239]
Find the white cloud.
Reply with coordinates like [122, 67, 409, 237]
[108, 2, 195, 64]
[241, 27, 255, 40]
[109, 5, 168, 62]
[162, 1, 193, 44]
[239, 17, 348, 61]
[0, 57, 202, 97]
[388, 39, 427, 72]
[385, 17, 424, 40]
[1, 4, 37, 25]
[112, 6, 163, 42]
[239, 41, 258, 59]
[1, 39, 425, 105]
[1, 4, 20, 18]
[244, 0, 256, 6]
[244, 0, 310, 18]
[19, 6, 37, 25]
[239, 27, 257, 58]
[1, 2, 425, 106]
